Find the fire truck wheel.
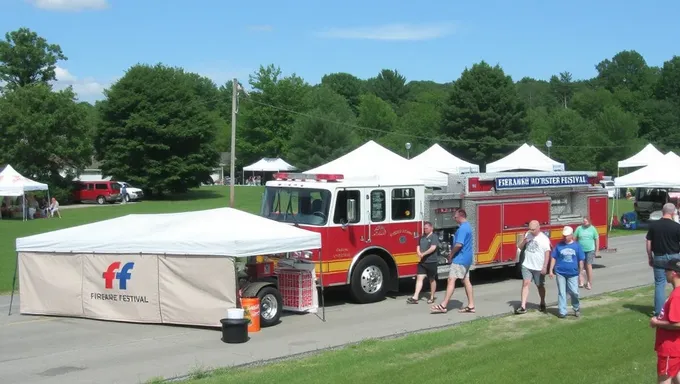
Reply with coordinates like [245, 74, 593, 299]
[257, 286, 283, 328]
[350, 254, 389, 303]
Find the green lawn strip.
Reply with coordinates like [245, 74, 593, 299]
[0, 186, 264, 293]
[177, 286, 657, 384]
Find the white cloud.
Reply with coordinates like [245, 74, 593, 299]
[53, 66, 108, 101]
[29, 0, 109, 11]
[247, 25, 273, 32]
[317, 23, 456, 41]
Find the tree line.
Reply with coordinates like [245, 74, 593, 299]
[1, 27, 679, 199]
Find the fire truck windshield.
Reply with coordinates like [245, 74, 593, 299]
[261, 187, 332, 226]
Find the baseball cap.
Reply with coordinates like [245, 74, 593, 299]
[663, 259, 680, 273]
[562, 226, 574, 236]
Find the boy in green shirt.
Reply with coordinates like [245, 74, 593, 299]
[574, 217, 600, 290]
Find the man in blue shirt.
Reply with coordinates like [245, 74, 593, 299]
[550, 226, 586, 318]
[431, 209, 476, 314]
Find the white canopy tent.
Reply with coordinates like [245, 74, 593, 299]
[242, 157, 297, 185]
[243, 157, 297, 172]
[0, 165, 49, 221]
[485, 144, 565, 173]
[615, 152, 680, 188]
[617, 143, 665, 169]
[11, 208, 323, 326]
[409, 144, 480, 174]
[306, 140, 448, 187]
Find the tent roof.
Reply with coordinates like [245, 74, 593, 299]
[485, 144, 565, 173]
[409, 144, 480, 174]
[16, 207, 321, 257]
[306, 140, 447, 187]
[243, 157, 297, 172]
[615, 152, 680, 188]
[617, 143, 665, 168]
[0, 165, 49, 196]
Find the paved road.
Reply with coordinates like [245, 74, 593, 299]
[0, 234, 649, 384]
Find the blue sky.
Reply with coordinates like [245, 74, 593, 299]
[2, 0, 679, 102]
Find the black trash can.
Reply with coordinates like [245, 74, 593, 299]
[220, 318, 249, 344]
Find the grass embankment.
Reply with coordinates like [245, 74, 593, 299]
[177, 286, 657, 384]
[0, 186, 264, 292]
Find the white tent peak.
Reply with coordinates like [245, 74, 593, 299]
[243, 157, 296, 172]
[410, 144, 480, 174]
[617, 143, 665, 168]
[486, 144, 565, 173]
[306, 140, 447, 187]
[0, 164, 49, 196]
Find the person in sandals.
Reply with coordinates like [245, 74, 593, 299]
[431, 209, 476, 314]
[515, 220, 551, 314]
[407, 221, 439, 305]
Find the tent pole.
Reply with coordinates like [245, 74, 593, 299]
[22, 194, 26, 221]
[8, 252, 18, 315]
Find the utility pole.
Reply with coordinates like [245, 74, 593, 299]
[230, 78, 238, 208]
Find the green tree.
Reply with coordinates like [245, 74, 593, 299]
[382, 101, 442, 156]
[356, 93, 398, 142]
[368, 69, 409, 108]
[549, 71, 574, 109]
[238, 64, 309, 166]
[655, 56, 680, 103]
[320, 72, 365, 114]
[0, 27, 67, 90]
[516, 77, 554, 109]
[441, 61, 528, 165]
[95, 64, 220, 195]
[546, 108, 596, 170]
[0, 84, 93, 200]
[595, 50, 653, 94]
[592, 105, 641, 174]
[287, 87, 358, 170]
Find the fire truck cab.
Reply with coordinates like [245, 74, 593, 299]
[259, 171, 608, 306]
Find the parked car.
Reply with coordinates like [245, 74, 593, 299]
[599, 180, 618, 198]
[118, 181, 144, 202]
[72, 181, 122, 205]
[634, 188, 680, 221]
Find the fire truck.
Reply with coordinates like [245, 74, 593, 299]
[246, 170, 608, 325]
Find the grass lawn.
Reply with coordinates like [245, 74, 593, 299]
[609, 198, 647, 237]
[0, 186, 264, 293]
[176, 286, 658, 384]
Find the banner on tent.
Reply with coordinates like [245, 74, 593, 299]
[82, 254, 161, 323]
[495, 174, 590, 190]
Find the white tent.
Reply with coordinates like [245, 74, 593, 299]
[409, 144, 480, 174]
[617, 143, 665, 168]
[614, 152, 680, 188]
[17, 207, 320, 255]
[485, 144, 565, 173]
[243, 158, 297, 172]
[0, 164, 48, 196]
[13, 208, 322, 327]
[306, 140, 448, 187]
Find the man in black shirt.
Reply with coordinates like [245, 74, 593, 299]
[646, 203, 680, 316]
[407, 221, 440, 304]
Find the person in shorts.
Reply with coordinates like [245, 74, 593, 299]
[407, 221, 439, 304]
[574, 217, 599, 290]
[431, 209, 475, 314]
[515, 220, 551, 314]
[651, 258, 680, 384]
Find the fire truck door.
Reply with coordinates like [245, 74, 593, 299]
[331, 189, 366, 256]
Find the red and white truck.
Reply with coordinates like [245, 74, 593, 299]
[245, 171, 608, 325]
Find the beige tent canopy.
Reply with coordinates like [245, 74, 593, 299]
[11, 208, 321, 327]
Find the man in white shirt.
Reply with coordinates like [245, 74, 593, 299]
[515, 220, 551, 314]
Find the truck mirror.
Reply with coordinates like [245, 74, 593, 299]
[347, 199, 357, 223]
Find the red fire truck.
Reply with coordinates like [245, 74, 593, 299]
[246, 170, 608, 325]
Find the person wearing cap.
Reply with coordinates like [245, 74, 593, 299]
[647, 203, 680, 317]
[549, 226, 585, 318]
[650, 258, 680, 383]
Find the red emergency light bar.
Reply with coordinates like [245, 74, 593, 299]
[435, 207, 459, 214]
[273, 173, 344, 182]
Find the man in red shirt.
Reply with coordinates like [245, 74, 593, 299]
[651, 258, 680, 384]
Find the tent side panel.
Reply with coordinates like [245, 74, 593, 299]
[19, 252, 84, 316]
[82, 253, 162, 323]
[158, 255, 237, 327]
